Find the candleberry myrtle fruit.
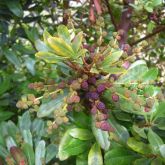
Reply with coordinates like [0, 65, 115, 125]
[90, 92, 99, 100]
[97, 84, 106, 93]
[112, 94, 119, 102]
[81, 80, 89, 90]
[96, 101, 105, 110]
[100, 121, 111, 131]
[88, 77, 96, 84]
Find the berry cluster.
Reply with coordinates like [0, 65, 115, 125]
[72, 75, 113, 131]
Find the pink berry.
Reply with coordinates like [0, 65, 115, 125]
[112, 94, 119, 102]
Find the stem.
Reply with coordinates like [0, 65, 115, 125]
[104, 0, 118, 31]
[130, 25, 165, 46]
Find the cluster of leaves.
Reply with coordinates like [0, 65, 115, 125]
[11, 25, 164, 165]
[0, 0, 165, 165]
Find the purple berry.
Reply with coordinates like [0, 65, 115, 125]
[88, 77, 96, 84]
[97, 101, 105, 110]
[85, 92, 91, 99]
[90, 92, 99, 100]
[112, 94, 119, 102]
[81, 80, 88, 90]
[100, 121, 111, 131]
[97, 84, 106, 93]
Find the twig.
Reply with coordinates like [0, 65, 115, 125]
[104, 0, 118, 31]
[130, 26, 165, 46]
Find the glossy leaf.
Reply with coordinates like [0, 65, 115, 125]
[57, 25, 70, 43]
[127, 137, 151, 154]
[22, 130, 33, 147]
[37, 92, 68, 118]
[72, 32, 83, 52]
[18, 111, 31, 133]
[35, 51, 64, 63]
[142, 68, 158, 82]
[4, 49, 21, 69]
[69, 128, 93, 140]
[35, 140, 46, 165]
[76, 153, 88, 165]
[88, 143, 103, 165]
[117, 60, 148, 83]
[48, 37, 75, 58]
[5, 0, 23, 17]
[6, 136, 17, 151]
[104, 147, 138, 165]
[22, 143, 35, 165]
[45, 144, 58, 163]
[108, 116, 129, 143]
[58, 129, 89, 160]
[148, 128, 164, 153]
[92, 118, 110, 151]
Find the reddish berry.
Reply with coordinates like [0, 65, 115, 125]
[112, 94, 119, 102]
[81, 80, 89, 90]
[97, 101, 105, 110]
[97, 84, 106, 93]
[88, 77, 96, 84]
[100, 121, 111, 131]
[90, 92, 99, 100]
[144, 107, 150, 112]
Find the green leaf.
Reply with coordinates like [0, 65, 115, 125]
[0, 73, 11, 95]
[108, 116, 129, 143]
[132, 124, 147, 139]
[23, 25, 39, 42]
[88, 143, 103, 165]
[35, 140, 45, 165]
[45, 144, 58, 163]
[142, 68, 158, 82]
[72, 32, 83, 52]
[0, 111, 14, 122]
[57, 25, 71, 44]
[152, 0, 162, 6]
[4, 49, 21, 69]
[153, 102, 165, 119]
[22, 130, 33, 147]
[35, 51, 64, 63]
[0, 145, 10, 158]
[6, 121, 19, 141]
[117, 60, 148, 83]
[101, 66, 126, 74]
[76, 153, 88, 165]
[133, 158, 151, 165]
[160, 144, 165, 158]
[72, 111, 90, 129]
[148, 128, 164, 153]
[69, 128, 93, 140]
[22, 143, 35, 165]
[6, 136, 17, 151]
[31, 119, 46, 137]
[48, 37, 75, 58]
[104, 147, 138, 165]
[127, 137, 151, 154]
[102, 49, 123, 66]
[18, 111, 31, 133]
[147, 21, 156, 33]
[35, 39, 51, 52]
[37, 91, 68, 118]
[58, 129, 89, 160]
[24, 57, 35, 75]
[5, 0, 23, 17]
[92, 118, 110, 151]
